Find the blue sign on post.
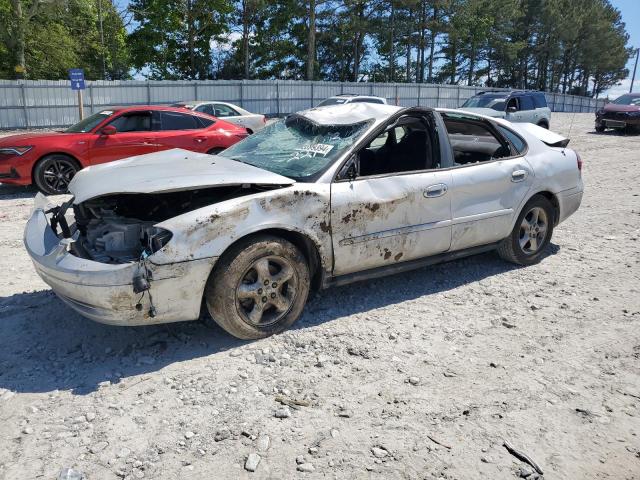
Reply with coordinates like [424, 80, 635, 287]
[68, 69, 85, 91]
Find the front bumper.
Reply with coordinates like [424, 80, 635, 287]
[24, 208, 216, 326]
[596, 113, 640, 129]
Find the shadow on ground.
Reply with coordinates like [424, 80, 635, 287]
[0, 184, 39, 200]
[0, 245, 559, 396]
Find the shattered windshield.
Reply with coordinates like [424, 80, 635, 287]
[219, 116, 372, 179]
[461, 95, 507, 111]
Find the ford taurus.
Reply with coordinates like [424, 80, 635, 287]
[24, 103, 583, 339]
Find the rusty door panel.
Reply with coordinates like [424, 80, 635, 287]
[330, 171, 452, 276]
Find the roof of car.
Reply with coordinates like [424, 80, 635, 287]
[97, 105, 218, 119]
[474, 90, 545, 97]
[296, 103, 402, 125]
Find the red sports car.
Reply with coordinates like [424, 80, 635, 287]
[0, 105, 249, 194]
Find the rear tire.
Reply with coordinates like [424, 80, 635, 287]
[33, 154, 79, 195]
[497, 195, 555, 266]
[205, 235, 310, 340]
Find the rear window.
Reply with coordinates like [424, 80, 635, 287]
[497, 125, 526, 154]
[533, 93, 547, 108]
[317, 98, 349, 107]
[160, 111, 201, 130]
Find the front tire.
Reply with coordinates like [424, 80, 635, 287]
[205, 235, 310, 339]
[33, 154, 79, 195]
[498, 195, 555, 265]
[537, 121, 549, 129]
[595, 125, 606, 133]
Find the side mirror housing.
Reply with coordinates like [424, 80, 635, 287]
[507, 106, 517, 113]
[338, 155, 359, 181]
[100, 125, 117, 136]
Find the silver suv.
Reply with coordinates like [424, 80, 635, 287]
[317, 94, 387, 107]
[460, 91, 551, 128]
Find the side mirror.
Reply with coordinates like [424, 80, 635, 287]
[507, 106, 517, 113]
[100, 125, 117, 136]
[338, 155, 359, 181]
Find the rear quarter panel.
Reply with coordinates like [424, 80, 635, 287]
[511, 125, 583, 223]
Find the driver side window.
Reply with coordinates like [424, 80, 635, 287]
[506, 97, 519, 111]
[356, 117, 438, 177]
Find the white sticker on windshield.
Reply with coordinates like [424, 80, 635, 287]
[100, 110, 114, 115]
[295, 143, 334, 157]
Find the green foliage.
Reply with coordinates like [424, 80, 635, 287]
[128, 0, 233, 79]
[0, 0, 632, 97]
[0, 0, 131, 79]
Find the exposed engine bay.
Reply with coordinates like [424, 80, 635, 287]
[60, 185, 278, 264]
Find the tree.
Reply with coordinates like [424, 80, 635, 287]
[128, 0, 232, 79]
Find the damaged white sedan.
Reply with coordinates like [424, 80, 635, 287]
[24, 103, 583, 339]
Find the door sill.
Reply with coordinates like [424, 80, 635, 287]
[324, 242, 501, 288]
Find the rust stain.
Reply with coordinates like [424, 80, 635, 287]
[109, 291, 133, 312]
[365, 203, 380, 213]
[383, 248, 392, 260]
[319, 221, 331, 233]
[394, 252, 403, 261]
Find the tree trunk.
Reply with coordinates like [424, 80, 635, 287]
[418, 0, 426, 82]
[427, 5, 437, 83]
[242, 0, 250, 79]
[389, 1, 395, 82]
[10, 0, 26, 79]
[186, 0, 195, 78]
[306, 0, 316, 80]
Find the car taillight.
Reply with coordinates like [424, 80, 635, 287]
[576, 151, 583, 173]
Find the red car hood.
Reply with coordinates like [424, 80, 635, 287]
[0, 131, 70, 145]
[603, 103, 640, 113]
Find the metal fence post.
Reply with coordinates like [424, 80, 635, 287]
[194, 82, 198, 101]
[456, 86, 461, 108]
[239, 81, 243, 107]
[310, 82, 314, 108]
[436, 85, 440, 108]
[417, 83, 421, 106]
[276, 80, 280, 117]
[395, 84, 399, 106]
[89, 83, 94, 114]
[146, 81, 151, 104]
[20, 83, 28, 128]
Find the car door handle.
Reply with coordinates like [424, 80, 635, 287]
[424, 183, 448, 198]
[511, 170, 528, 182]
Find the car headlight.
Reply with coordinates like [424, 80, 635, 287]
[0, 146, 33, 156]
[145, 227, 173, 254]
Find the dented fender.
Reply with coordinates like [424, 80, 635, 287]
[152, 184, 333, 272]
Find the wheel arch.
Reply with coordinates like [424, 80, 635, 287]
[31, 151, 83, 182]
[520, 190, 560, 226]
[536, 119, 549, 129]
[211, 227, 328, 293]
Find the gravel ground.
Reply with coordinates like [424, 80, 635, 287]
[0, 113, 639, 480]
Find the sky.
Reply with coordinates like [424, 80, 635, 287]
[605, 0, 640, 97]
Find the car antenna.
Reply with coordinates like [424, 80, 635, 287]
[563, 109, 577, 155]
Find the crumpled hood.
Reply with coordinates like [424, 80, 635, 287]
[458, 107, 506, 118]
[69, 148, 295, 203]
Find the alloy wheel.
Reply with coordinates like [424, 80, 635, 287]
[235, 255, 298, 327]
[43, 159, 76, 194]
[519, 206, 549, 254]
